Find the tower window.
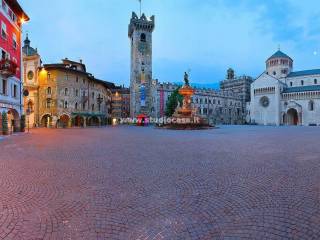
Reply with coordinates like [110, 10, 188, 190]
[314, 79, 317, 84]
[140, 33, 146, 42]
[290, 82, 293, 87]
[301, 80, 304, 86]
[273, 71, 276, 76]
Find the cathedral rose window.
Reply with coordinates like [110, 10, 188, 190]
[260, 96, 270, 108]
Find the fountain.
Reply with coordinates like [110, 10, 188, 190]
[162, 72, 213, 130]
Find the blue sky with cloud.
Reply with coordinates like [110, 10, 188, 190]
[20, 0, 320, 86]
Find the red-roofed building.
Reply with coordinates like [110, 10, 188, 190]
[0, 0, 29, 134]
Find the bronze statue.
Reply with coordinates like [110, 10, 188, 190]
[184, 72, 189, 86]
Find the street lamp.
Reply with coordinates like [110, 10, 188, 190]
[26, 107, 31, 133]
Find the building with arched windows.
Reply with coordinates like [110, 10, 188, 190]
[22, 36, 115, 128]
[250, 49, 320, 126]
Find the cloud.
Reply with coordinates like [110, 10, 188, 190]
[20, 0, 320, 85]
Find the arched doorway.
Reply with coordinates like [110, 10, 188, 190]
[286, 108, 299, 125]
[74, 115, 84, 127]
[58, 114, 70, 128]
[41, 114, 52, 128]
[7, 109, 20, 132]
[88, 116, 100, 126]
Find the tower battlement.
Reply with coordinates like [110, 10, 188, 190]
[128, 12, 155, 37]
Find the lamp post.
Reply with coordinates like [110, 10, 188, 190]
[26, 108, 30, 133]
[97, 96, 103, 126]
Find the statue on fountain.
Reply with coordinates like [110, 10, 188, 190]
[184, 72, 190, 86]
[163, 72, 212, 129]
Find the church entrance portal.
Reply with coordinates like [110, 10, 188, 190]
[286, 108, 299, 125]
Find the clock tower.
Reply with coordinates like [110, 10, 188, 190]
[22, 34, 42, 127]
[128, 12, 155, 118]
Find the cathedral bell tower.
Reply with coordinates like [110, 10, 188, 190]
[128, 12, 155, 118]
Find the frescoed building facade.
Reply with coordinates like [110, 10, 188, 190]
[111, 86, 130, 120]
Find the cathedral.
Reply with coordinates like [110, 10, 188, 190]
[250, 50, 320, 126]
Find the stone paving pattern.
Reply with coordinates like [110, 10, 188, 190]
[0, 126, 320, 239]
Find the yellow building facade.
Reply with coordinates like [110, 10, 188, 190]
[22, 37, 114, 128]
[37, 59, 113, 128]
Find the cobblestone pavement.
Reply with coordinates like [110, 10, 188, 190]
[0, 126, 320, 240]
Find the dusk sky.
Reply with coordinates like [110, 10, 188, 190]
[20, 0, 320, 86]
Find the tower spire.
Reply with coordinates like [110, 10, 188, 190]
[24, 31, 30, 47]
[139, 0, 142, 17]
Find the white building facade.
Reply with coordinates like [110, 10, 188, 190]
[250, 50, 320, 126]
[153, 81, 244, 125]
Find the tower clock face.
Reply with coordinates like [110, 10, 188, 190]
[27, 70, 34, 80]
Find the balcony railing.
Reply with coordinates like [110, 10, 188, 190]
[0, 59, 18, 77]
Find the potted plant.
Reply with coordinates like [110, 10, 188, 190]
[20, 115, 26, 132]
[2, 112, 8, 135]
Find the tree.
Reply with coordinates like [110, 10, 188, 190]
[165, 87, 183, 117]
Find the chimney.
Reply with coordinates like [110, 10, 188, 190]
[80, 59, 83, 64]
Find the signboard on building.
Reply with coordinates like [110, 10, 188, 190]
[140, 85, 146, 107]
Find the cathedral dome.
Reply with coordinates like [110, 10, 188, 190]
[266, 49, 293, 78]
[267, 50, 293, 61]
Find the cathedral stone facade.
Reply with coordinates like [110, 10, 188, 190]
[250, 50, 320, 126]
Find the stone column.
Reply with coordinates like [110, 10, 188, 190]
[275, 86, 280, 126]
[83, 117, 86, 128]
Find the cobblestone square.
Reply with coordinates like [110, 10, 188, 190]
[0, 126, 320, 239]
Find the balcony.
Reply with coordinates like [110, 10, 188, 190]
[0, 59, 18, 77]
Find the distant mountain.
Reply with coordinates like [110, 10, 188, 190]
[174, 82, 220, 90]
